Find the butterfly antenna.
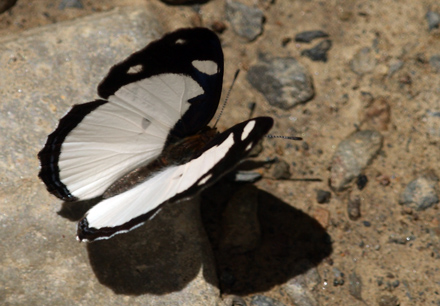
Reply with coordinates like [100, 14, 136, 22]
[266, 135, 303, 141]
[213, 69, 240, 128]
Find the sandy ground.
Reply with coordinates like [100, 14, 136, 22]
[2, 0, 440, 305]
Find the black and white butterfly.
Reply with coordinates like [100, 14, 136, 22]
[38, 28, 273, 242]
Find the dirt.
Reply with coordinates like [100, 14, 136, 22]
[3, 0, 440, 305]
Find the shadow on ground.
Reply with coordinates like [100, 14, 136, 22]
[57, 180, 332, 295]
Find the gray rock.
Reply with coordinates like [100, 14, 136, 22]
[301, 39, 332, 62]
[247, 56, 314, 109]
[429, 55, 440, 73]
[295, 30, 329, 43]
[251, 295, 286, 306]
[59, 0, 83, 9]
[226, 0, 264, 41]
[330, 130, 383, 191]
[220, 184, 261, 254]
[283, 260, 321, 306]
[272, 158, 291, 179]
[0, 8, 221, 306]
[426, 10, 440, 31]
[399, 172, 439, 211]
[350, 47, 377, 75]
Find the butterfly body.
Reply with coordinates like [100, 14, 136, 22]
[38, 28, 273, 242]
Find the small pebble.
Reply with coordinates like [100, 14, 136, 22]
[426, 10, 440, 31]
[362, 220, 371, 227]
[377, 295, 399, 306]
[247, 56, 315, 109]
[347, 194, 361, 220]
[301, 39, 332, 62]
[429, 55, 440, 73]
[316, 189, 331, 204]
[251, 295, 286, 306]
[399, 172, 439, 211]
[330, 130, 383, 191]
[356, 174, 368, 190]
[295, 30, 329, 43]
[350, 47, 377, 75]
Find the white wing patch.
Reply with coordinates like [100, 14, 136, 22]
[59, 73, 204, 200]
[192, 60, 218, 75]
[84, 133, 235, 230]
[241, 120, 256, 141]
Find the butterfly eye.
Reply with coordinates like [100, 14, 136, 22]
[192, 60, 218, 75]
[127, 64, 143, 74]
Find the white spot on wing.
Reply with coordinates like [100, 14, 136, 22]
[192, 60, 218, 75]
[198, 174, 212, 186]
[246, 142, 253, 151]
[175, 39, 186, 45]
[128, 64, 143, 74]
[241, 120, 256, 141]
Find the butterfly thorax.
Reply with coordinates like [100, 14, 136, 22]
[102, 126, 218, 199]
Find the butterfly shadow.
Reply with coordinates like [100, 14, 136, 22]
[200, 181, 333, 295]
[56, 179, 332, 296]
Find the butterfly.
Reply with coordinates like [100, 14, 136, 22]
[38, 27, 274, 242]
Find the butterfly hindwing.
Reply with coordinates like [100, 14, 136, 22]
[77, 117, 274, 241]
[38, 28, 224, 202]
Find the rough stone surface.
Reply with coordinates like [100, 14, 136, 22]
[247, 56, 314, 109]
[0, 8, 221, 306]
[399, 172, 439, 211]
[225, 0, 264, 41]
[350, 47, 377, 75]
[330, 130, 383, 191]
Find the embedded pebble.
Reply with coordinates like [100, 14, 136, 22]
[426, 10, 440, 31]
[247, 56, 314, 109]
[356, 174, 368, 190]
[316, 189, 331, 204]
[295, 30, 329, 43]
[348, 272, 363, 301]
[426, 110, 440, 138]
[59, 0, 83, 9]
[377, 295, 399, 306]
[330, 130, 383, 191]
[301, 39, 332, 62]
[283, 261, 321, 306]
[347, 194, 361, 220]
[429, 55, 440, 73]
[226, 0, 264, 41]
[251, 295, 286, 306]
[333, 268, 345, 286]
[350, 47, 377, 75]
[272, 158, 291, 179]
[399, 172, 439, 211]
